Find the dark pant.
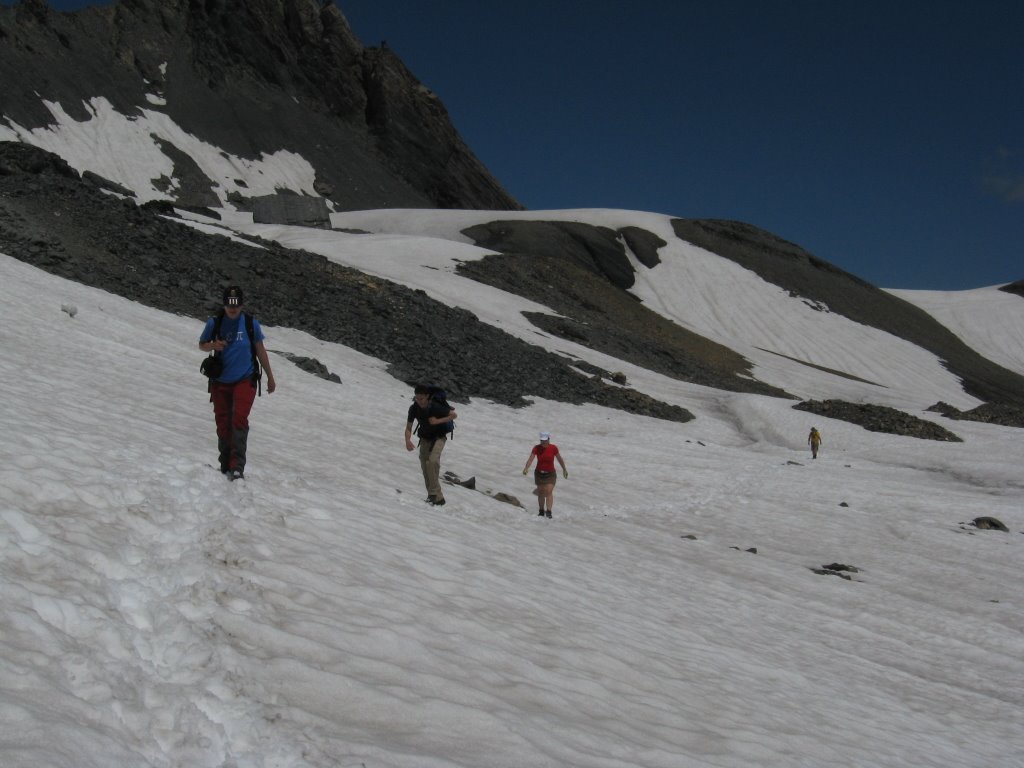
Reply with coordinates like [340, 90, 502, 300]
[211, 379, 257, 472]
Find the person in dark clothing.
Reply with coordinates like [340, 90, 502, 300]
[404, 384, 457, 505]
[198, 286, 276, 479]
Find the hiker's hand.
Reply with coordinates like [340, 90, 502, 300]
[209, 339, 226, 351]
[405, 439, 415, 452]
[449, 410, 458, 421]
[266, 374, 276, 394]
[563, 470, 569, 479]
[522, 468, 528, 475]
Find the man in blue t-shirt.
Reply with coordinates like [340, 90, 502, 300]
[198, 286, 277, 479]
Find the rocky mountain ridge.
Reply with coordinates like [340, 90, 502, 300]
[0, 0, 520, 213]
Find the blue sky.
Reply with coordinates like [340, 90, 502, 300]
[12, 0, 1024, 289]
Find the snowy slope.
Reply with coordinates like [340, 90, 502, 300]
[890, 285, 1024, 378]
[255, 207, 980, 412]
[2, 249, 1022, 768]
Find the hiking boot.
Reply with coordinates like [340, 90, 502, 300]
[538, 510, 545, 516]
[545, 511, 552, 519]
[432, 498, 446, 506]
[425, 495, 436, 504]
[230, 469, 244, 481]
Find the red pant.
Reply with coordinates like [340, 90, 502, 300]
[211, 379, 256, 471]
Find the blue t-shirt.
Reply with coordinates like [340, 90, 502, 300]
[199, 313, 265, 383]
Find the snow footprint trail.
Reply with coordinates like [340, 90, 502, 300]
[0, 452, 285, 768]
[122, 461, 305, 767]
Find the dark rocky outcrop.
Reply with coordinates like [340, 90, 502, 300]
[619, 226, 666, 268]
[970, 517, 1009, 532]
[672, 219, 1024, 407]
[0, 0, 520, 213]
[0, 142, 689, 422]
[794, 399, 962, 441]
[926, 401, 1024, 428]
[463, 220, 637, 289]
[998, 280, 1024, 297]
[251, 193, 331, 228]
[811, 563, 860, 580]
[273, 351, 342, 384]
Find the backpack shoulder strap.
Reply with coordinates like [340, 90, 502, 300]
[211, 310, 225, 341]
[245, 313, 262, 396]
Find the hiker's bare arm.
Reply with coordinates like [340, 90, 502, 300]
[255, 341, 276, 393]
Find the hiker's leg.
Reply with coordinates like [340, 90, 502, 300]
[211, 383, 233, 472]
[423, 436, 447, 501]
[418, 439, 433, 497]
[229, 381, 257, 472]
[538, 483, 554, 511]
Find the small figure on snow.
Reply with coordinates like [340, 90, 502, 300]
[522, 431, 568, 518]
[807, 426, 822, 459]
[404, 384, 457, 506]
[198, 286, 276, 480]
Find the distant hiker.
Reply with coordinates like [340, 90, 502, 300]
[404, 384, 457, 506]
[522, 431, 568, 518]
[808, 427, 822, 459]
[198, 286, 276, 480]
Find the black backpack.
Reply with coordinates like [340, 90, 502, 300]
[414, 385, 455, 440]
[201, 311, 262, 395]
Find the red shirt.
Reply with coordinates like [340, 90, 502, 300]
[531, 443, 560, 472]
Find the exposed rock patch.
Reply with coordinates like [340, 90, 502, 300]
[273, 351, 341, 384]
[811, 563, 861, 580]
[794, 399, 962, 441]
[970, 517, 1009, 532]
[998, 280, 1024, 297]
[619, 226, 666, 268]
[463, 219, 637, 289]
[926, 401, 1024, 428]
[456, 245, 790, 398]
[443, 471, 524, 509]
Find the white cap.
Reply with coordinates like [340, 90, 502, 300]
[539, 431, 551, 441]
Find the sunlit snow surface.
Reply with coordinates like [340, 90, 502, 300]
[1, 246, 1022, 768]
[1, 97, 1023, 767]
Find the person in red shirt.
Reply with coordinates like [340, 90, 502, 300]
[522, 431, 568, 518]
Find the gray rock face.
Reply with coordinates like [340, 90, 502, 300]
[926, 401, 1024, 428]
[999, 280, 1024, 298]
[251, 193, 331, 228]
[794, 399, 962, 442]
[0, 0, 521, 214]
